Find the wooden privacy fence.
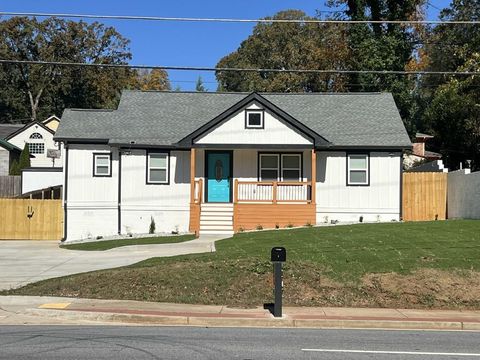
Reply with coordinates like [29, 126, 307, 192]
[0, 199, 63, 240]
[402, 172, 447, 221]
[0, 176, 21, 198]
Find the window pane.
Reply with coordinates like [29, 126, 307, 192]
[283, 169, 300, 181]
[282, 155, 300, 168]
[150, 169, 167, 182]
[96, 165, 109, 175]
[261, 155, 278, 169]
[150, 154, 167, 168]
[350, 170, 367, 184]
[350, 155, 367, 170]
[28, 143, 44, 154]
[261, 169, 278, 181]
[248, 113, 262, 126]
[96, 156, 109, 166]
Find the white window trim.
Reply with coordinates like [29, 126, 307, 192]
[347, 153, 369, 186]
[147, 152, 170, 184]
[259, 154, 279, 181]
[93, 153, 112, 177]
[281, 154, 302, 181]
[245, 109, 264, 129]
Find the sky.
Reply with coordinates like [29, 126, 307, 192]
[2, 0, 452, 91]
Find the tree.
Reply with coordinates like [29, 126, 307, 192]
[0, 16, 133, 122]
[327, 0, 427, 135]
[216, 10, 351, 92]
[9, 159, 20, 175]
[130, 69, 171, 91]
[195, 76, 207, 92]
[18, 145, 31, 171]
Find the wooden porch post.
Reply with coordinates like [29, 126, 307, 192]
[190, 148, 196, 204]
[311, 149, 316, 205]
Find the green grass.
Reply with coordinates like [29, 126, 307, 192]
[6, 220, 480, 309]
[60, 234, 195, 251]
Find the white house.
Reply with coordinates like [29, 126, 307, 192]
[55, 91, 412, 241]
[6, 115, 62, 168]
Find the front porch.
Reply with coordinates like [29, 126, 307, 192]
[189, 148, 317, 235]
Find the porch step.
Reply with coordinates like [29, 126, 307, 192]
[199, 203, 234, 236]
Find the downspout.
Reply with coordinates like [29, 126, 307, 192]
[62, 143, 69, 241]
[118, 148, 122, 235]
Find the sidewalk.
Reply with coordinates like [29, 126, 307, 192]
[2, 296, 480, 330]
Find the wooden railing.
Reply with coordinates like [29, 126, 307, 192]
[234, 180, 312, 204]
[193, 179, 203, 204]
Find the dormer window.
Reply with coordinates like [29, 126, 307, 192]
[245, 109, 264, 129]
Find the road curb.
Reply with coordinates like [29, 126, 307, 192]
[24, 308, 479, 330]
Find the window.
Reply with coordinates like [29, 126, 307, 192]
[28, 132, 44, 154]
[259, 153, 302, 181]
[93, 153, 111, 177]
[245, 109, 264, 129]
[281, 154, 301, 181]
[147, 152, 169, 184]
[347, 153, 369, 186]
[28, 143, 45, 154]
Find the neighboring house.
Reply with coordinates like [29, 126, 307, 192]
[6, 115, 62, 168]
[55, 90, 412, 241]
[0, 139, 21, 176]
[404, 132, 442, 169]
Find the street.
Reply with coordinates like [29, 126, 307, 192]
[1, 326, 480, 359]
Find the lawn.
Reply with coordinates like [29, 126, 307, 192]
[60, 234, 195, 251]
[5, 220, 480, 309]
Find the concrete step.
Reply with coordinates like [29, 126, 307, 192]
[200, 230, 234, 236]
[200, 214, 233, 220]
[200, 220, 233, 227]
[200, 224, 234, 231]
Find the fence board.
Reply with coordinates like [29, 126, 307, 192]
[402, 172, 447, 221]
[0, 199, 63, 240]
[0, 176, 21, 198]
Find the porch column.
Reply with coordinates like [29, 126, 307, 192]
[311, 149, 316, 205]
[190, 148, 196, 204]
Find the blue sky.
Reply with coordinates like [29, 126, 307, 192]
[2, 0, 451, 90]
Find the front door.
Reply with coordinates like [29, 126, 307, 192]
[206, 151, 231, 203]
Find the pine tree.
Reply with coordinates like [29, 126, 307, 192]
[18, 146, 31, 171]
[195, 76, 207, 92]
[9, 159, 20, 175]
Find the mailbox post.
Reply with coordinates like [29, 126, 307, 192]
[271, 247, 286, 318]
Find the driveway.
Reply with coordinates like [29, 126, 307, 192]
[0, 237, 219, 290]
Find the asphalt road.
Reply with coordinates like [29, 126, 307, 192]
[1, 326, 480, 359]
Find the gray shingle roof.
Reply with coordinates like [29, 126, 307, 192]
[0, 124, 23, 139]
[56, 90, 412, 148]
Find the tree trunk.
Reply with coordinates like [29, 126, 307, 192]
[28, 88, 44, 122]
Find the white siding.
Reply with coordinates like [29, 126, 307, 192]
[22, 169, 63, 194]
[195, 103, 313, 145]
[8, 124, 62, 167]
[316, 151, 401, 223]
[120, 150, 190, 235]
[65, 144, 118, 241]
[0, 148, 9, 176]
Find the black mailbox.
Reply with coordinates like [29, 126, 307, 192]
[271, 247, 286, 262]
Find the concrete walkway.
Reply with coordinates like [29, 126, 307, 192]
[2, 296, 480, 330]
[0, 237, 221, 290]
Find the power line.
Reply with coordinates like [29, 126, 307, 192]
[0, 11, 479, 25]
[0, 59, 478, 76]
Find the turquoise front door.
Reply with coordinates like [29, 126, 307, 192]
[206, 152, 231, 203]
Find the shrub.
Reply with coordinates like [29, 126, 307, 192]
[149, 216, 156, 234]
[256, 224, 263, 231]
[9, 159, 20, 175]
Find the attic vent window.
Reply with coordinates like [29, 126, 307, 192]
[245, 109, 264, 129]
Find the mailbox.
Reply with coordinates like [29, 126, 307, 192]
[271, 247, 286, 262]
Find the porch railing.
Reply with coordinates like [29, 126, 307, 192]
[193, 179, 203, 204]
[234, 180, 312, 204]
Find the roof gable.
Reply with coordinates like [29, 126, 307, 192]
[178, 92, 329, 147]
[6, 121, 55, 141]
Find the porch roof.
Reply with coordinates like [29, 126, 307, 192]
[56, 91, 412, 150]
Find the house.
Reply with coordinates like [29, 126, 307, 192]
[0, 139, 21, 176]
[5, 115, 62, 168]
[404, 132, 442, 169]
[55, 91, 412, 241]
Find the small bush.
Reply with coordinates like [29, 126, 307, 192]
[275, 223, 280, 229]
[149, 216, 156, 234]
[256, 224, 263, 231]
[305, 222, 313, 227]
[238, 226, 245, 233]
[286, 223, 294, 228]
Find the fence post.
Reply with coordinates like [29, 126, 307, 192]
[273, 181, 277, 204]
[234, 179, 238, 204]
